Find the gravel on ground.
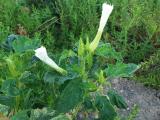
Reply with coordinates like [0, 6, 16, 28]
[111, 78, 160, 120]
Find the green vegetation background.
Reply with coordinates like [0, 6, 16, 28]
[0, 0, 159, 87]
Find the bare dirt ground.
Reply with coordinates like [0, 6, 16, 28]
[111, 78, 160, 120]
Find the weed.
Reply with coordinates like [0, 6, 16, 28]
[0, 3, 139, 119]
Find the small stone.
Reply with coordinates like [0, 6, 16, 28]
[155, 92, 160, 99]
[120, 90, 123, 93]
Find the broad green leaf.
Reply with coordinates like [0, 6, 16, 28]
[95, 95, 117, 120]
[105, 63, 140, 78]
[55, 79, 85, 113]
[12, 36, 40, 53]
[1, 79, 20, 96]
[95, 43, 122, 61]
[5, 58, 19, 77]
[11, 110, 29, 120]
[43, 71, 79, 84]
[20, 71, 35, 84]
[43, 72, 57, 83]
[0, 95, 15, 107]
[1, 34, 18, 52]
[83, 97, 95, 110]
[5, 52, 33, 77]
[107, 90, 127, 109]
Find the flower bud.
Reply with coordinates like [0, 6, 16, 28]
[78, 38, 85, 57]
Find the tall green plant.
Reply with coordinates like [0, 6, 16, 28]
[105, 0, 160, 63]
[0, 2, 139, 120]
[135, 50, 160, 89]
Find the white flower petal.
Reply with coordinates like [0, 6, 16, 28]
[35, 46, 48, 61]
[98, 3, 113, 32]
[35, 46, 67, 74]
[89, 3, 113, 52]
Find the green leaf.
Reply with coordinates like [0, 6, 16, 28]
[95, 95, 117, 120]
[30, 108, 55, 120]
[11, 110, 29, 120]
[43, 72, 57, 83]
[0, 95, 15, 107]
[59, 50, 77, 64]
[43, 71, 79, 84]
[95, 43, 122, 61]
[50, 114, 70, 120]
[81, 81, 97, 92]
[56, 79, 85, 113]
[5, 52, 33, 76]
[83, 97, 95, 110]
[20, 71, 35, 84]
[107, 90, 127, 109]
[105, 63, 140, 78]
[1, 79, 20, 96]
[12, 36, 40, 53]
[5, 58, 20, 77]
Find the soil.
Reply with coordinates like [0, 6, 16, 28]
[77, 78, 160, 120]
[111, 78, 160, 120]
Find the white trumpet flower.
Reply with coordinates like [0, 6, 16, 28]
[98, 3, 113, 32]
[35, 46, 67, 75]
[89, 3, 113, 52]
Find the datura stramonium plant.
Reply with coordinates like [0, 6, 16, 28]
[35, 46, 67, 75]
[89, 3, 113, 52]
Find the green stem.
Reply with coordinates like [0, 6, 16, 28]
[15, 78, 23, 112]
